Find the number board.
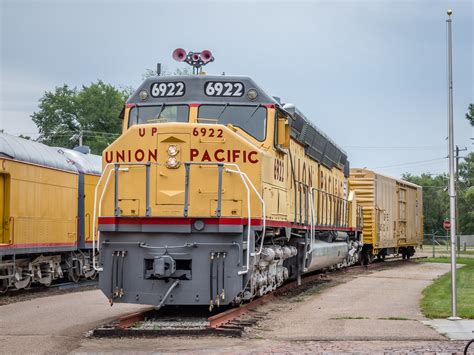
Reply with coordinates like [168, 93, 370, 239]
[150, 82, 185, 98]
[205, 81, 244, 97]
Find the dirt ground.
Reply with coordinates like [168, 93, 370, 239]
[1, 261, 470, 354]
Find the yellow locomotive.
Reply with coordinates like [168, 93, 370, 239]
[0, 133, 101, 291]
[95, 51, 363, 309]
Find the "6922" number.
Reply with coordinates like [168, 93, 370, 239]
[204, 81, 244, 97]
[150, 82, 185, 97]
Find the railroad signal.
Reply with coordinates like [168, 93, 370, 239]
[443, 220, 451, 231]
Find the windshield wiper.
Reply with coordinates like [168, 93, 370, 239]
[154, 103, 166, 120]
[216, 103, 229, 121]
[243, 104, 263, 124]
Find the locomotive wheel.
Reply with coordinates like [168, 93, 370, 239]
[68, 260, 81, 283]
[368, 253, 375, 264]
[0, 280, 8, 294]
[14, 276, 31, 290]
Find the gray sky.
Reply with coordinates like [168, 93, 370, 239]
[1, 0, 472, 177]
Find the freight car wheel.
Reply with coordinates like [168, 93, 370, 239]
[401, 249, 407, 260]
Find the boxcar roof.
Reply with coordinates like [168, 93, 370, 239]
[0, 133, 102, 174]
[57, 148, 102, 175]
[350, 168, 422, 190]
[0, 132, 78, 172]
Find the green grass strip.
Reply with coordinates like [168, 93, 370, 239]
[420, 258, 474, 319]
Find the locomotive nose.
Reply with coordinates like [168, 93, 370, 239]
[154, 133, 190, 214]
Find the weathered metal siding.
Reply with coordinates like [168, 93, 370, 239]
[0, 158, 78, 249]
[396, 181, 423, 247]
[349, 169, 423, 252]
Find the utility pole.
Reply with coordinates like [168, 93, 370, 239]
[446, 9, 460, 321]
[79, 131, 83, 146]
[455, 145, 467, 253]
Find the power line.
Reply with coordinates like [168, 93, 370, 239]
[344, 146, 446, 150]
[372, 157, 447, 169]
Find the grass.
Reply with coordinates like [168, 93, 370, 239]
[420, 257, 474, 319]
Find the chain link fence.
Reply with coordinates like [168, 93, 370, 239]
[422, 234, 474, 258]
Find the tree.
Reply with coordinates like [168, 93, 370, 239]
[457, 152, 474, 234]
[403, 152, 474, 235]
[402, 173, 449, 235]
[32, 81, 129, 154]
[142, 66, 191, 80]
[466, 104, 474, 126]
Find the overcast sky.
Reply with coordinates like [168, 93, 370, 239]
[1, 0, 472, 177]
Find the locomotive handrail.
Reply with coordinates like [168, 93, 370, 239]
[92, 161, 266, 275]
[183, 161, 266, 275]
[8, 216, 14, 245]
[294, 184, 352, 231]
[306, 189, 316, 266]
[225, 166, 266, 256]
[92, 162, 115, 271]
[92, 162, 160, 271]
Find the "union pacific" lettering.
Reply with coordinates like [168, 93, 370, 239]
[190, 149, 258, 164]
[105, 149, 158, 163]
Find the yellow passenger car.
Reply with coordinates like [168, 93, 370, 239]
[0, 133, 101, 291]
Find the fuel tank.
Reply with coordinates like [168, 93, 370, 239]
[305, 240, 349, 273]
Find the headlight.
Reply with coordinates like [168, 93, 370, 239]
[139, 90, 148, 101]
[167, 145, 179, 156]
[166, 157, 180, 169]
[247, 89, 258, 101]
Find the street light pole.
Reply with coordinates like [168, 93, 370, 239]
[446, 9, 460, 321]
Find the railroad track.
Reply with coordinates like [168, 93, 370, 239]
[0, 279, 98, 306]
[93, 257, 425, 338]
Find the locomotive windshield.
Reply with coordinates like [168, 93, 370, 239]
[128, 104, 189, 127]
[197, 104, 267, 141]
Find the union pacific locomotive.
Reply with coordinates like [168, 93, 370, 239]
[95, 53, 365, 309]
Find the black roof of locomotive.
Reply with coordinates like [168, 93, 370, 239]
[127, 75, 278, 105]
